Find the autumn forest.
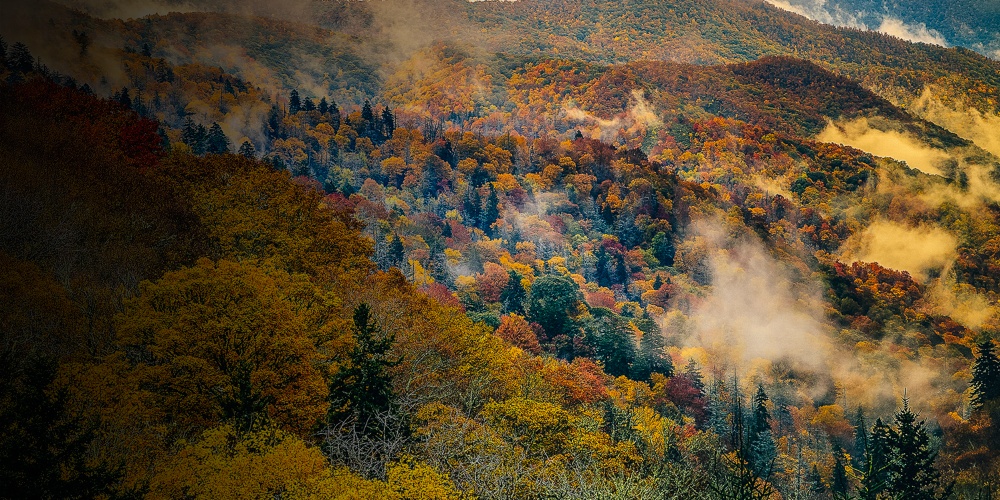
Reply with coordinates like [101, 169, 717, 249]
[3, 0, 1000, 498]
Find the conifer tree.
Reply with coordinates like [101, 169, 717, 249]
[853, 406, 869, 469]
[631, 323, 672, 382]
[832, 446, 849, 497]
[382, 106, 395, 138]
[684, 359, 705, 394]
[238, 140, 257, 159]
[9, 42, 34, 73]
[388, 233, 405, 270]
[972, 339, 1000, 408]
[500, 270, 526, 314]
[808, 464, 825, 495]
[318, 97, 329, 114]
[886, 399, 949, 499]
[205, 123, 230, 154]
[328, 304, 401, 428]
[748, 385, 777, 478]
[482, 185, 500, 235]
[463, 187, 482, 226]
[288, 89, 301, 114]
[858, 418, 892, 500]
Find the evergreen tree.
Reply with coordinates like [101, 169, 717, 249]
[858, 418, 892, 500]
[303, 97, 316, 112]
[584, 308, 635, 376]
[482, 185, 500, 235]
[318, 97, 329, 114]
[808, 464, 825, 495]
[381, 106, 395, 138]
[651, 231, 675, 266]
[9, 42, 34, 73]
[0, 357, 122, 498]
[853, 406, 869, 469]
[706, 378, 730, 441]
[181, 117, 206, 155]
[614, 252, 629, 286]
[388, 233, 405, 270]
[205, 123, 230, 154]
[194, 124, 208, 155]
[751, 385, 771, 436]
[0, 35, 7, 67]
[500, 270, 526, 314]
[526, 274, 583, 343]
[115, 87, 131, 109]
[652, 274, 663, 290]
[972, 339, 1000, 408]
[288, 89, 301, 114]
[832, 446, 849, 497]
[441, 220, 452, 238]
[684, 358, 705, 394]
[238, 140, 257, 159]
[631, 321, 672, 381]
[328, 304, 401, 428]
[748, 385, 777, 478]
[463, 187, 482, 227]
[885, 399, 950, 499]
[595, 247, 612, 288]
[328, 99, 341, 130]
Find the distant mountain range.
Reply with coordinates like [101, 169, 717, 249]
[767, 0, 1000, 57]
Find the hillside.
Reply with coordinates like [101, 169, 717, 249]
[4, 1, 1000, 499]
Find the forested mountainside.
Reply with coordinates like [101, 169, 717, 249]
[4, 0, 1000, 498]
[769, 0, 1000, 58]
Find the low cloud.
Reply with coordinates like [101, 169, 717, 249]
[876, 17, 948, 47]
[816, 118, 950, 175]
[683, 221, 833, 372]
[564, 90, 661, 144]
[837, 219, 958, 282]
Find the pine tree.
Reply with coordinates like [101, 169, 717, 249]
[853, 406, 869, 469]
[631, 323, 672, 381]
[500, 270, 526, 314]
[684, 358, 705, 394]
[808, 464, 825, 495]
[328, 99, 341, 130]
[193, 124, 207, 155]
[972, 339, 1000, 408]
[9, 42, 34, 73]
[595, 247, 612, 288]
[205, 123, 230, 154]
[238, 140, 257, 159]
[652, 274, 663, 290]
[328, 304, 401, 428]
[463, 187, 482, 227]
[181, 117, 206, 155]
[482, 185, 500, 235]
[381, 106, 395, 138]
[288, 89, 301, 114]
[748, 385, 777, 478]
[832, 446, 849, 497]
[858, 418, 892, 500]
[707, 378, 730, 441]
[388, 234, 405, 270]
[303, 97, 316, 112]
[115, 87, 131, 109]
[318, 97, 329, 114]
[614, 252, 629, 286]
[886, 399, 949, 499]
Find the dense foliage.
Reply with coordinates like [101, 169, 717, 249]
[4, 0, 1000, 498]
